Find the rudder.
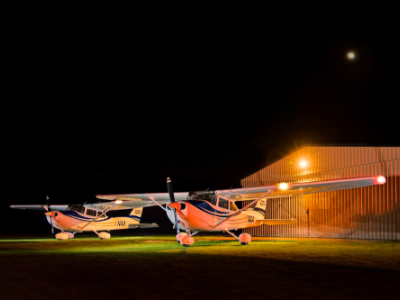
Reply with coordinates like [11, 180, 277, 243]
[129, 207, 143, 219]
[254, 198, 267, 217]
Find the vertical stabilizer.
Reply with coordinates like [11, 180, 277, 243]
[254, 198, 267, 218]
[129, 207, 144, 220]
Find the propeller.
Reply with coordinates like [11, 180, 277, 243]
[46, 195, 54, 234]
[166, 177, 180, 235]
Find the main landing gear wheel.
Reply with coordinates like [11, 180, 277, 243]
[239, 233, 251, 245]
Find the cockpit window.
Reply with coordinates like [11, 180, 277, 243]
[218, 198, 229, 210]
[85, 208, 97, 216]
[210, 194, 218, 206]
[68, 204, 84, 213]
[188, 191, 216, 202]
[230, 202, 238, 211]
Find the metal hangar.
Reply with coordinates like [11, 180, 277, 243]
[241, 146, 400, 240]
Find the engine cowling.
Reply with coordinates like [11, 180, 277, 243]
[98, 232, 111, 239]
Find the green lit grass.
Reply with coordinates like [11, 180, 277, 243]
[1, 235, 399, 299]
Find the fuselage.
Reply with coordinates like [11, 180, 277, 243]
[45, 210, 141, 232]
[166, 200, 264, 232]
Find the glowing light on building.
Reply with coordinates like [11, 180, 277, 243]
[299, 160, 308, 168]
[241, 146, 400, 241]
[115, 200, 122, 204]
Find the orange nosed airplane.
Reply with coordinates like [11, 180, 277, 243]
[87, 175, 386, 247]
[10, 197, 158, 240]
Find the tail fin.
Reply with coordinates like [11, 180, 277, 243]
[254, 198, 267, 218]
[129, 207, 143, 220]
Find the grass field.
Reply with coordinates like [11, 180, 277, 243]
[1, 234, 399, 299]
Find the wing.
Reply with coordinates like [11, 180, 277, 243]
[10, 205, 70, 211]
[85, 192, 190, 211]
[87, 176, 385, 210]
[216, 176, 386, 201]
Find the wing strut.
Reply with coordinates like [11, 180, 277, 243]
[211, 190, 274, 229]
[77, 204, 118, 230]
[148, 196, 167, 211]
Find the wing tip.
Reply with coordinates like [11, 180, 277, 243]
[376, 175, 386, 184]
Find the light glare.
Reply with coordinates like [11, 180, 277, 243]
[347, 52, 355, 59]
[377, 176, 386, 184]
[279, 182, 289, 190]
[299, 160, 308, 168]
[115, 200, 122, 204]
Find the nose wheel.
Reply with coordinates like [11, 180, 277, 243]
[176, 230, 198, 247]
[180, 235, 195, 247]
[176, 232, 187, 243]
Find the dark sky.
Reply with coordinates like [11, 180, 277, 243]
[2, 17, 400, 234]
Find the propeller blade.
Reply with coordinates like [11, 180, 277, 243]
[166, 177, 176, 203]
[46, 195, 51, 212]
[46, 195, 54, 234]
[166, 177, 179, 235]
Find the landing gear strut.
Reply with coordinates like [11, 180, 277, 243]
[93, 230, 111, 239]
[224, 229, 252, 245]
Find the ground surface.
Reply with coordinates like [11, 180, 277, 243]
[1, 234, 399, 300]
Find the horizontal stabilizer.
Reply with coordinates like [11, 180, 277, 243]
[257, 218, 297, 225]
[129, 223, 159, 229]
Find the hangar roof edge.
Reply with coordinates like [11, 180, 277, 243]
[240, 143, 400, 182]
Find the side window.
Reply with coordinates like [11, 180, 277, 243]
[84, 208, 97, 216]
[230, 202, 238, 211]
[218, 198, 229, 210]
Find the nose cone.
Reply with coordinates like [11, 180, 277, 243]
[168, 202, 181, 211]
[45, 211, 59, 219]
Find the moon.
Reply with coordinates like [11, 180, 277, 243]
[346, 51, 358, 61]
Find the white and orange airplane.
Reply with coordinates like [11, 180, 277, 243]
[10, 197, 158, 240]
[85, 175, 386, 246]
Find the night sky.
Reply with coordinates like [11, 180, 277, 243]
[2, 17, 399, 234]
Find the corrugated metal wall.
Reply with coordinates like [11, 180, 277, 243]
[241, 146, 400, 240]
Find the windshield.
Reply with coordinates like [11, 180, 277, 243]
[187, 191, 215, 202]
